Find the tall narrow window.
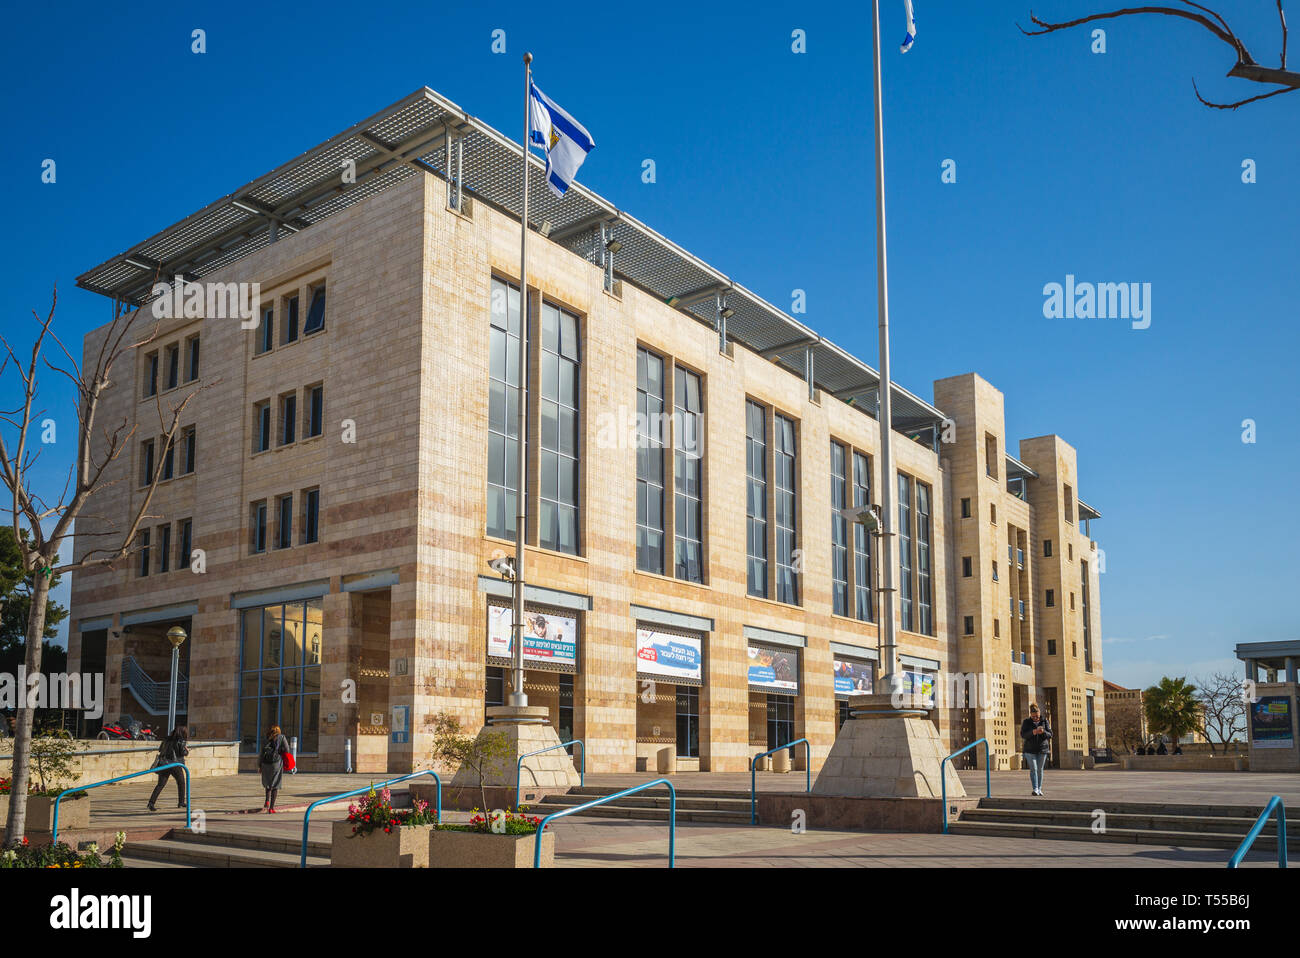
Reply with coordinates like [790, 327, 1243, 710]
[897, 473, 914, 632]
[539, 301, 580, 554]
[303, 283, 326, 334]
[635, 347, 665, 574]
[160, 438, 174, 481]
[179, 519, 192, 571]
[306, 385, 324, 438]
[140, 439, 155, 487]
[254, 401, 271, 454]
[852, 452, 872, 621]
[279, 393, 297, 446]
[674, 367, 704, 583]
[181, 426, 196, 475]
[165, 344, 180, 390]
[143, 351, 158, 398]
[138, 529, 150, 577]
[275, 494, 293, 549]
[158, 524, 171, 573]
[774, 414, 798, 605]
[302, 488, 320, 544]
[487, 278, 522, 540]
[282, 295, 299, 345]
[916, 481, 933, 636]
[1081, 560, 1092, 671]
[985, 433, 998, 478]
[250, 501, 268, 554]
[745, 400, 768, 598]
[185, 335, 200, 382]
[257, 306, 274, 354]
[1064, 484, 1074, 523]
[830, 441, 849, 616]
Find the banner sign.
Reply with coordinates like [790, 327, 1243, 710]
[636, 629, 703, 682]
[488, 606, 578, 668]
[1251, 696, 1294, 749]
[833, 658, 874, 695]
[748, 646, 798, 692]
[903, 669, 935, 707]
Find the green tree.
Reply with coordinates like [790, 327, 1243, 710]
[1144, 676, 1201, 745]
[0, 528, 67, 674]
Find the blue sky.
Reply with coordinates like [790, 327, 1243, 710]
[2, 0, 1296, 689]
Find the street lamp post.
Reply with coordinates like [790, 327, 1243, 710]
[165, 625, 187, 734]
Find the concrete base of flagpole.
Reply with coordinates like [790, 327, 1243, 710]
[443, 707, 581, 809]
[812, 693, 965, 799]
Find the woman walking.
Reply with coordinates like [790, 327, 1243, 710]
[147, 725, 189, 812]
[260, 724, 290, 813]
[1020, 704, 1052, 796]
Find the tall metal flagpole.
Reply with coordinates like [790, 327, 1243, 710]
[510, 52, 533, 707]
[871, 0, 900, 695]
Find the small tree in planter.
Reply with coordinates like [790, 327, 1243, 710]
[29, 733, 78, 796]
[430, 712, 514, 813]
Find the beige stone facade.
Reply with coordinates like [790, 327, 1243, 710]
[69, 131, 1107, 776]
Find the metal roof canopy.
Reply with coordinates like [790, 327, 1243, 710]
[1077, 499, 1101, 521]
[77, 86, 946, 432]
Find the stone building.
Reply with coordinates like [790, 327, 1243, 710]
[68, 87, 1106, 774]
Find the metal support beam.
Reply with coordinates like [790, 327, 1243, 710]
[715, 292, 728, 353]
[832, 382, 877, 400]
[671, 283, 728, 310]
[548, 211, 618, 243]
[759, 336, 817, 359]
[601, 222, 615, 292]
[805, 345, 816, 401]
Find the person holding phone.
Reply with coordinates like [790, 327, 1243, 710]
[1020, 704, 1052, 796]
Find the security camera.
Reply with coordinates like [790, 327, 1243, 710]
[488, 555, 516, 581]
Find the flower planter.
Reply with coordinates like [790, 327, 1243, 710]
[428, 829, 555, 868]
[331, 821, 435, 868]
[0, 793, 90, 833]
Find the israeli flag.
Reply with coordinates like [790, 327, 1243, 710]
[901, 0, 917, 52]
[529, 81, 595, 198]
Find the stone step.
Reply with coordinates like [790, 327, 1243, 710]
[168, 826, 332, 858]
[539, 792, 751, 812]
[978, 796, 1278, 819]
[127, 837, 330, 868]
[121, 854, 201, 869]
[568, 785, 755, 800]
[962, 806, 1297, 842]
[527, 801, 752, 825]
[948, 819, 1286, 852]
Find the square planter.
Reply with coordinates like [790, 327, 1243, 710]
[331, 821, 435, 868]
[0, 793, 90, 833]
[428, 828, 555, 868]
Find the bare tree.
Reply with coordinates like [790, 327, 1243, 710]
[1022, 1, 1299, 109]
[1195, 671, 1247, 753]
[1106, 706, 1144, 753]
[1, 287, 211, 845]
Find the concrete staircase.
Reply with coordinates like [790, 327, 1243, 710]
[528, 785, 753, 825]
[950, 797, 1296, 851]
[122, 827, 330, 868]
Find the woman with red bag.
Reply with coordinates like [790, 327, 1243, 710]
[259, 725, 291, 813]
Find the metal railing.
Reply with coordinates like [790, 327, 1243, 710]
[941, 738, 991, 834]
[51, 762, 191, 844]
[533, 778, 676, 868]
[750, 739, 811, 825]
[299, 770, 442, 868]
[1228, 796, 1287, 869]
[515, 740, 584, 810]
[122, 655, 188, 715]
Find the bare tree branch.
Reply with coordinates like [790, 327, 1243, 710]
[1022, 2, 1300, 108]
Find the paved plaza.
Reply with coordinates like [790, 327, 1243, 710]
[38, 767, 1291, 867]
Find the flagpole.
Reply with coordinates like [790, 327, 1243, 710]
[871, 0, 900, 695]
[510, 51, 533, 707]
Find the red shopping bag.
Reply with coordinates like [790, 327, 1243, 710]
[283, 750, 296, 772]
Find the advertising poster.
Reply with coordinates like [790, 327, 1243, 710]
[488, 606, 578, 667]
[748, 645, 798, 692]
[636, 629, 703, 682]
[833, 658, 874, 695]
[904, 669, 936, 706]
[1251, 696, 1294, 748]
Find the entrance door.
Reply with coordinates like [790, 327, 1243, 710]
[675, 686, 699, 758]
[767, 694, 795, 753]
[1043, 687, 1061, 768]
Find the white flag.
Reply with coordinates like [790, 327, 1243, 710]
[901, 0, 917, 52]
[528, 81, 595, 198]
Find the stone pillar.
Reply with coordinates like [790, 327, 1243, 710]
[1287, 658, 1297, 684]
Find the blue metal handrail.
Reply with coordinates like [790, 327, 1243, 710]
[51, 762, 191, 844]
[749, 738, 811, 825]
[1228, 795, 1287, 869]
[941, 738, 991, 834]
[533, 778, 676, 868]
[515, 739, 584, 809]
[300, 770, 442, 868]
